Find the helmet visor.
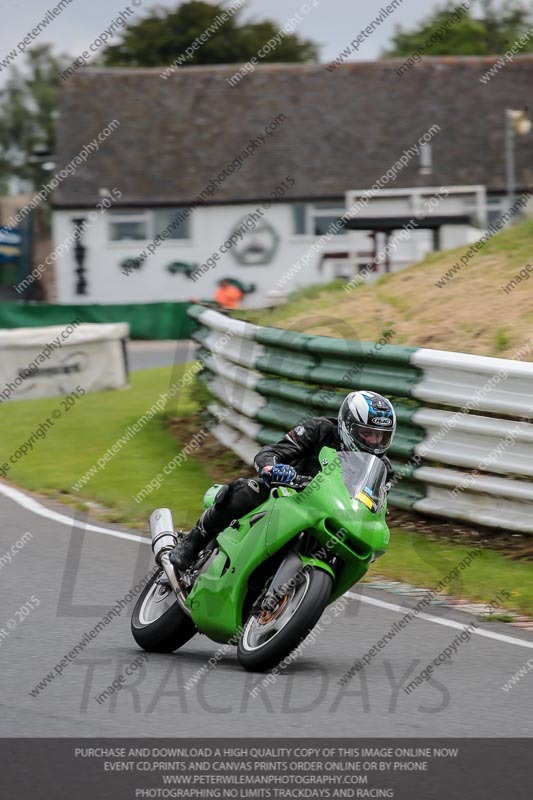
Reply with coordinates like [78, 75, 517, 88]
[343, 421, 393, 455]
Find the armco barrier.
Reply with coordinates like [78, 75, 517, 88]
[0, 302, 195, 340]
[189, 306, 533, 534]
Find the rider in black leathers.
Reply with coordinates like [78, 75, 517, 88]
[170, 390, 396, 572]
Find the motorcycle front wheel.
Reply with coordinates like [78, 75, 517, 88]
[237, 567, 332, 672]
[131, 570, 196, 653]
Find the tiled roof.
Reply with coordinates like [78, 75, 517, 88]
[52, 57, 533, 207]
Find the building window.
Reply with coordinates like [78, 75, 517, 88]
[292, 201, 347, 236]
[109, 208, 191, 242]
[313, 214, 346, 236]
[109, 211, 149, 241]
[153, 208, 190, 240]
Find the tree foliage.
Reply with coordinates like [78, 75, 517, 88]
[101, 0, 319, 67]
[0, 3, 318, 192]
[382, 0, 533, 57]
[0, 45, 66, 194]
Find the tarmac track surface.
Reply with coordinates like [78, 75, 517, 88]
[0, 484, 531, 737]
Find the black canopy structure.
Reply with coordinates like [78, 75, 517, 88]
[343, 214, 475, 272]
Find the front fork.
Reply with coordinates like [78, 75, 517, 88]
[260, 546, 336, 613]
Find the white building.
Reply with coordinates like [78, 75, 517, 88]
[50, 59, 533, 306]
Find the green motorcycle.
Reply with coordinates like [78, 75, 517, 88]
[131, 447, 391, 672]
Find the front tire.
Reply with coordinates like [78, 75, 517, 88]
[131, 570, 196, 653]
[237, 567, 332, 672]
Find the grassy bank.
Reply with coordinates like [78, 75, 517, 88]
[244, 218, 533, 361]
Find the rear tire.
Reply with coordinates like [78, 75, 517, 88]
[237, 567, 332, 672]
[131, 570, 196, 653]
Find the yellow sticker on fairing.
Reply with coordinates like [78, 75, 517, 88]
[356, 491, 374, 510]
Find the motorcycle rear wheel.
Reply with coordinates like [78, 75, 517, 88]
[237, 567, 332, 672]
[131, 570, 196, 653]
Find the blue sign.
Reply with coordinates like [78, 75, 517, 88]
[0, 226, 22, 246]
[0, 225, 21, 262]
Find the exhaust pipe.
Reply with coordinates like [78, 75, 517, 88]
[149, 508, 192, 617]
[150, 508, 177, 563]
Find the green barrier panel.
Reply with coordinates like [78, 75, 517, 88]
[256, 352, 421, 397]
[255, 326, 418, 364]
[0, 302, 196, 340]
[256, 425, 285, 446]
[256, 351, 317, 379]
[257, 379, 341, 413]
[388, 432, 423, 459]
[255, 328, 332, 353]
[389, 484, 426, 510]
[256, 401, 312, 430]
[256, 378, 419, 424]
[311, 364, 421, 398]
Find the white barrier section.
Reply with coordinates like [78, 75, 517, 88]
[411, 348, 533, 417]
[0, 323, 129, 402]
[414, 466, 533, 534]
[413, 408, 533, 478]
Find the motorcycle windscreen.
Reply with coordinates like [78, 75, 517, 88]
[336, 451, 387, 513]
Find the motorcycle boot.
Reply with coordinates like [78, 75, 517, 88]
[169, 515, 211, 573]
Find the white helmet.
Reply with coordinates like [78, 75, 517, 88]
[338, 390, 396, 455]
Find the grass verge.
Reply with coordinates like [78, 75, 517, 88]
[0, 365, 210, 528]
[372, 529, 532, 617]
